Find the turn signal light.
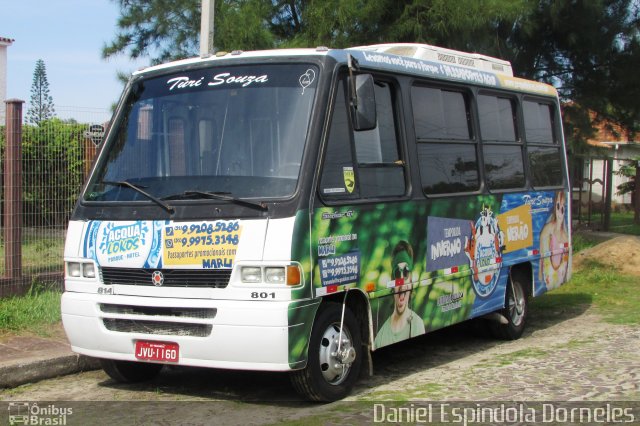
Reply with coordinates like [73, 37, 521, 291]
[286, 265, 301, 286]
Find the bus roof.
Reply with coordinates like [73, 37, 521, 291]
[350, 43, 514, 76]
[134, 44, 557, 97]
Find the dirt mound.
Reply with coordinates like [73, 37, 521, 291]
[573, 235, 640, 275]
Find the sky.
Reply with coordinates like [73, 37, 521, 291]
[1, 0, 150, 121]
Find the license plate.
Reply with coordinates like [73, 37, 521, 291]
[134, 340, 179, 363]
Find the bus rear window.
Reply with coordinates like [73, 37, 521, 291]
[524, 101, 555, 143]
[524, 100, 563, 187]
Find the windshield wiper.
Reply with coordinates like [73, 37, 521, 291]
[163, 190, 268, 211]
[102, 180, 174, 214]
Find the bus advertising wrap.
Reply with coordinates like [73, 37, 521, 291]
[297, 191, 570, 349]
[83, 220, 242, 269]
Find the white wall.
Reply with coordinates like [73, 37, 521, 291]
[584, 146, 640, 205]
[0, 40, 11, 125]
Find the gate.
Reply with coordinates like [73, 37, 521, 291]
[571, 154, 638, 232]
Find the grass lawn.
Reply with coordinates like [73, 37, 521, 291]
[532, 259, 640, 324]
[608, 211, 640, 235]
[0, 285, 62, 336]
[0, 230, 65, 336]
[0, 230, 65, 276]
[576, 210, 640, 235]
[571, 232, 599, 252]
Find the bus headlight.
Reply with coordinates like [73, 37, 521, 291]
[67, 262, 82, 277]
[240, 265, 302, 286]
[66, 261, 97, 279]
[241, 267, 262, 283]
[82, 263, 96, 278]
[265, 267, 285, 284]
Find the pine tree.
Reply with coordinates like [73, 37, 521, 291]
[26, 59, 55, 125]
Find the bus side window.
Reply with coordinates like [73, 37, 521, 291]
[412, 85, 480, 195]
[320, 77, 405, 200]
[478, 94, 525, 190]
[354, 81, 405, 198]
[320, 80, 360, 199]
[524, 100, 563, 187]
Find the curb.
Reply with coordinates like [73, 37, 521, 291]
[0, 354, 100, 389]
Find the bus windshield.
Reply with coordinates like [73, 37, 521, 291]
[85, 63, 319, 204]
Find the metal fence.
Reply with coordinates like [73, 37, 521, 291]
[0, 101, 109, 297]
[570, 154, 638, 232]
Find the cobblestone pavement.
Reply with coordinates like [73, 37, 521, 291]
[1, 306, 638, 425]
[355, 308, 640, 402]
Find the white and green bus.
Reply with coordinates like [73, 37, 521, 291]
[62, 43, 572, 401]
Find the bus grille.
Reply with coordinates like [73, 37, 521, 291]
[100, 267, 231, 288]
[99, 304, 217, 320]
[103, 318, 212, 337]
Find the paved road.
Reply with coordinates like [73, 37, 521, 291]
[1, 302, 638, 425]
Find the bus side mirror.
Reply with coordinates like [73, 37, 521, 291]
[350, 74, 377, 131]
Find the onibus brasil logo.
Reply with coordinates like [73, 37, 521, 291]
[8, 402, 72, 425]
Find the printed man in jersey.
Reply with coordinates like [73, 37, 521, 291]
[374, 241, 426, 347]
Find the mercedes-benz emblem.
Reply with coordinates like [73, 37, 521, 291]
[151, 270, 164, 287]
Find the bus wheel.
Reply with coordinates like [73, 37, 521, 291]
[290, 302, 363, 402]
[100, 359, 163, 383]
[490, 273, 528, 340]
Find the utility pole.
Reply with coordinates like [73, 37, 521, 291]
[200, 0, 215, 58]
[4, 99, 24, 287]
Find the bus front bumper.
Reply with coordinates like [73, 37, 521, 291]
[61, 292, 306, 371]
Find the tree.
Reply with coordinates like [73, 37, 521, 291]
[501, 0, 640, 147]
[102, 1, 530, 60]
[26, 59, 56, 125]
[103, 0, 273, 64]
[104, 0, 640, 149]
[615, 157, 640, 223]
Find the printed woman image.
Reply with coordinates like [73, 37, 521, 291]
[374, 241, 426, 348]
[539, 191, 569, 290]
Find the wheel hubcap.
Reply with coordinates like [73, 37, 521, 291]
[508, 283, 525, 326]
[319, 323, 354, 385]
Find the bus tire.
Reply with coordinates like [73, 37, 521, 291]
[100, 359, 163, 383]
[490, 273, 528, 340]
[290, 302, 363, 402]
